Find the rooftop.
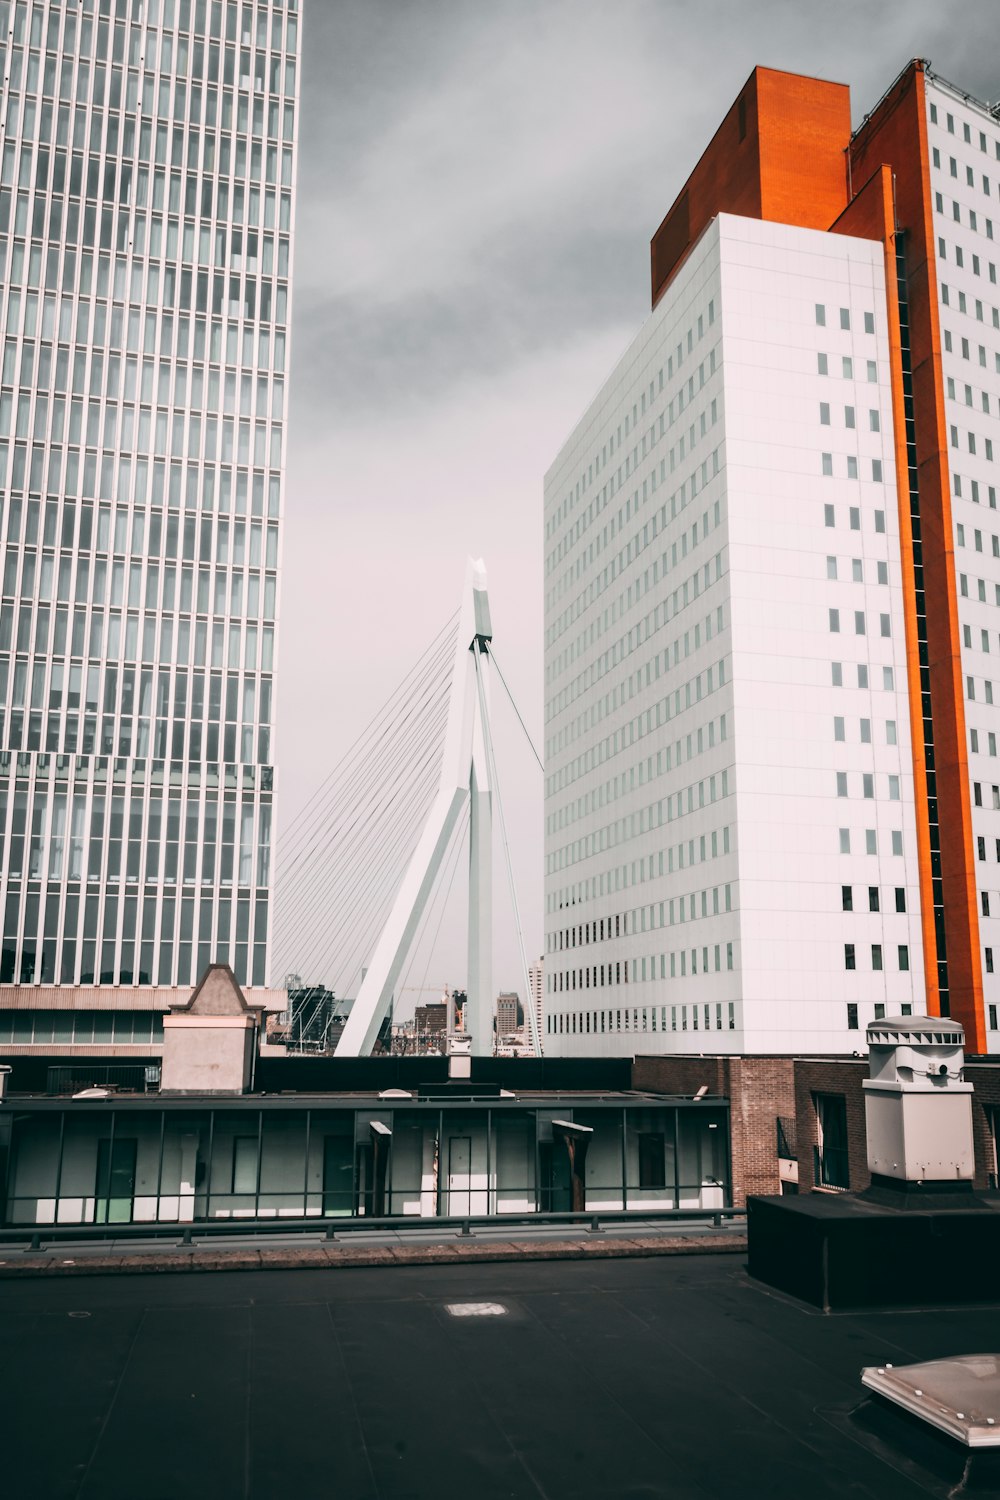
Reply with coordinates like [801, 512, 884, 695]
[4, 1253, 998, 1498]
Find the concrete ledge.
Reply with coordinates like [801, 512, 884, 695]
[0, 1232, 746, 1278]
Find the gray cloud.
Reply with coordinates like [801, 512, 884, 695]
[277, 0, 1000, 997]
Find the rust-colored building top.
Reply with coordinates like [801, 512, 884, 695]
[650, 66, 852, 307]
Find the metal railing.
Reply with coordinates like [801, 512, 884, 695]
[46, 1064, 161, 1095]
[0, 1204, 747, 1253]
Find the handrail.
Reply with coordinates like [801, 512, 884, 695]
[0, 1204, 746, 1253]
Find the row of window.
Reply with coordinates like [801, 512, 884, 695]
[0, 606, 274, 678]
[546, 367, 719, 618]
[828, 608, 892, 637]
[6, 68, 295, 146]
[0, 750, 267, 788]
[2, 0, 299, 61]
[550, 879, 735, 957]
[838, 828, 905, 856]
[0, 1008, 163, 1044]
[814, 306, 877, 334]
[548, 710, 727, 837]
[547, 298, 717, 546]
[547, 493, 723, 698]
[1, 282, 287, 377]
[934, 190, 998, 252]
[547, 1001, 737, 1035]
[929, 98, 1000, 158]
[3, 39, 297, 117]
[1, 500, 278, 567]
[818, 402, 882, 432]
[844, 943, 910, 970]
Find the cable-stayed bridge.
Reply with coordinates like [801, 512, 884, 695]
[273, 560, 541, 1057]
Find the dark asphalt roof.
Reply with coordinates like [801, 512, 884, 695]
[3, 1253, 997, 1499]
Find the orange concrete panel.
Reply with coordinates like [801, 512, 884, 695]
[651, 66, 851, 308]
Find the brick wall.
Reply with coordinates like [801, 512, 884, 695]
[964, 1062, 1000, 1189]
[793, 1059, 869, 1193]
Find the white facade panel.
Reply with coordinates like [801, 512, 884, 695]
[925, 78, 1000, 1050]
[543, 214, 924, 1056]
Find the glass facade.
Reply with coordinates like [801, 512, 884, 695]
[2, 1097, 733, 1226]
[0, 0, 298, 990]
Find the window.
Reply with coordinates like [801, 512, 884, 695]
[845, 943, 856, 970]
[845, 406, 856, 428]
[822, 454, 834, 477]
[854, 611, 866, 635]
[836, 771, 848, 797]
[829, 608, 840, 633]
[866, 829, 878, 855]
[895, 887, 906, 912]
[842, 356, 853, 378]
[637, 1133, 667, 1190]
[869, 410, 880, 432]
[847, 1003, 859, 1030]
[817, 353, 829, 375]
[869, 887, 880, 912]
[872, 944, 883, 971]
[839, 829, 851, 854]
[852, 558, 864, 583]
[873, 459, 883, 481]
[814, 1093, 849, 1190]
[827, 556, 838, 580]
[840, 308, 851, 331]
[232, 1137, 259, 1195]
[820, 402, 831, 425]
[898, 945, 910, 971]
[815, 304, 826, 326]
[824, 501, 835, 524]
[985, 892, 992, 918]
[842, 885, 853, 912]
[850, 507, 861, 530]
[864, 311, 875, 334]
[987, 948, 995, 975]
[834, 717, 845, 741]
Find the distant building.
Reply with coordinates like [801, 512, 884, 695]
[496, 992, 523, 1036]
[528, 959, 544, 1042]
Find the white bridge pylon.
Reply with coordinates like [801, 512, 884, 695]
[335, 558, 541, 1059]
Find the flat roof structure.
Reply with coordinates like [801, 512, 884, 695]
[3, 1254, 999, 1499]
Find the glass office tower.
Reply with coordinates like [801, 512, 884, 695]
[0, 0, 297, 992]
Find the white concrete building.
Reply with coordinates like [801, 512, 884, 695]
[543, 213, 926, 1054]
[925, 77, 1000, 1036]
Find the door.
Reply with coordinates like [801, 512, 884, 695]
[538, 1141, 572, 1213]
[446, 1136, 471, 1216]
[322, 1135, 354, 1216]
[95, 1138, 137, 1224]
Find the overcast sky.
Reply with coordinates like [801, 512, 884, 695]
[274, 0, 1000, 1011]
